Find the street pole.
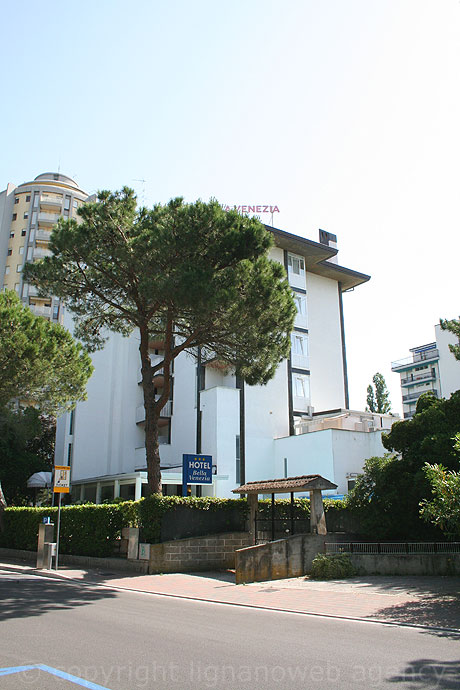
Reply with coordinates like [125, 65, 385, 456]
[55, 492, 62, 570]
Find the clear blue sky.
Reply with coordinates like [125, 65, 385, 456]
[2, 0, 459, 413]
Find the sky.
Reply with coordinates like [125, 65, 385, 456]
[1, 0, 459, 414]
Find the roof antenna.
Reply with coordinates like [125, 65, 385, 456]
[133, 178, 146, 206]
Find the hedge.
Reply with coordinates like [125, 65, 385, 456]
[0, 496, 349, 558]
[0, 503, 136, 557]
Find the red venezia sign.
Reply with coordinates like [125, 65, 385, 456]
[222, 204, 280, 214]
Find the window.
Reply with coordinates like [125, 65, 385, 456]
[53, 304, 60, 320]
[294, 374, 309, 398]
[73, 199, 78, 208]
[292, 374, 310, 403]
[21, 229, 26, 236]
[69, 409, 75, 435]
[14, 283, 20, 292]
[26, 195, 31, 202]
[347, 479, 356, 492]
[19, 247, 24, 255]
[14, 197, 19, 205]
[67, 443, 73, 464]
[64, 196, 70, 210]
[292, 333, 308, 356]
[5, 267, 10, 275]
[288, 254, 305, 275]
[294, 293, 306, 316]
[7, 249, 12, 256]
[9, 232, 14, 238]
[12, 213, 17, 221]
[23, 213, 28, 220]
[16, 264, 22, 272]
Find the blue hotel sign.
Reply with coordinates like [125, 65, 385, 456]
[182, 454, 213, 496]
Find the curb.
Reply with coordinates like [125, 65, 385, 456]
[3, 562, 460, 636]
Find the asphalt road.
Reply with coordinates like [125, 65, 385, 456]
[1, 568, 459, 689]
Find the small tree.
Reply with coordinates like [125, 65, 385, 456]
[366, 372, 391, 413]
[24, 191, 296, 495]
[420, 433, 460, 539]
[440, 316, 460, 361]
[0, 290, 93, 415]
[0, 406, 55, 504]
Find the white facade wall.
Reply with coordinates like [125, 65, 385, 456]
[56, 225, 371, 500]
[273, 428, 387, 495]
[436, 323, 460, 398]
[306, 272, 345, 411]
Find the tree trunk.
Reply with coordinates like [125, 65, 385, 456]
[139, 325, 162, 495]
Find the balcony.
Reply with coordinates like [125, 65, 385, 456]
[40, 195, 62, 211]
[402, 389, 438, 402]
[33, 246, 52, 260]
[30, 304, 51, 318]
[391, 349, 439, 371]
[291, 353, 310, 370]
[136, 399, 173, 425]
[401, 371, 436, 386]
[37, 212, 60, 227]
[36, 229, 52, 242]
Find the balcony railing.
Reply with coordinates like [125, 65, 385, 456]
[402, 389, 438, 402]
[401, 371, 436, 386]
[33, 247, 52, 259]
[37, 212, 60, 226]
[30, 304, 51, 318]
[135, 399, 173, 423]
[391, 349, 439, 370]
[36, 229, 52, 242]
[40, 195, 62, 209]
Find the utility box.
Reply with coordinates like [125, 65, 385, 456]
[37, 522, 55, 569]
[43, 542, 57, 569]
[138, 543, 150, 560]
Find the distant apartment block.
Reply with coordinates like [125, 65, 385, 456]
[0, 172, 89, 321]
[391, 322, 460, 419]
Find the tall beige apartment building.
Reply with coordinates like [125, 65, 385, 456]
[0, 172, 89, 321]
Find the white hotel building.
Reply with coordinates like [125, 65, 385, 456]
[56, 226, 394, 501]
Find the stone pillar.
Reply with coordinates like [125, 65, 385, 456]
[135, 476, 142, 501]
[95, 482, 101, 504]
[248, 493, 258, 545]
[114, 479, 120, 499]
[310, 489, 327, 535]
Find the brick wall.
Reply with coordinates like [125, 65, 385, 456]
[149, 532, 250, 574]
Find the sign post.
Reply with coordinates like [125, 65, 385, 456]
[182, 454, 213, 496]
[53, 465, 70, 570]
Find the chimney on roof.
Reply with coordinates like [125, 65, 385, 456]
[319, 229, 338, 264]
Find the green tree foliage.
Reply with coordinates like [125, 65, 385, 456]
[348, 391, 460, 538]
[366, 372, 391, 413]
[0, 290, 93, 415]
[0, 407, 55, 504]
[420, 433, 460, 539]
[24, 190, 296, 494]
[440, 316, 460, 361]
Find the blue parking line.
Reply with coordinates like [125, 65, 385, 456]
[0, 664, 111, 689]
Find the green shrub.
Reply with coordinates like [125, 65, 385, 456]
[310, 553, 355, 579]
[0, 502, 137, 557]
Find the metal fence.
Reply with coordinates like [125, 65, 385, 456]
[325, 542, 460, 555]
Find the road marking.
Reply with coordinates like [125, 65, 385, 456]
[0, 664, 111, 689]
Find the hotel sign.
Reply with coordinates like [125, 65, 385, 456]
[222, 204, 280, 215]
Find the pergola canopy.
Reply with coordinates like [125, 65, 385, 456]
[232, 474, 338, 495]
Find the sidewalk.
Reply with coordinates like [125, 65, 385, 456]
[2, 558, 460, 632]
